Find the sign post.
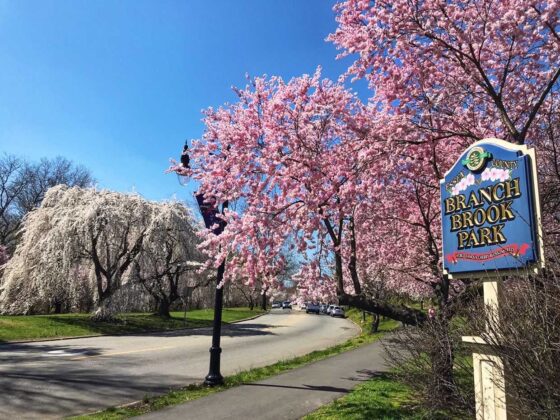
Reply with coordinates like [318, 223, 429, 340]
[440, 138, 544, 419]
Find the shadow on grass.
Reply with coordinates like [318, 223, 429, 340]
[40, 314, 216, 336]
[323, 400, 416, 420]
[1, 315, 277, 343]
[306, 372, 419, 420]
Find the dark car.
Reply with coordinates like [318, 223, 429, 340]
[306, 303, 320, 314]
[282, 301, 292, 309]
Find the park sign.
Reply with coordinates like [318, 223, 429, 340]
[440, 138, 544, 278]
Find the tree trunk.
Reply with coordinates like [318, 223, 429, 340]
[54, 301, 62, 314]
[157, 299, 171, 319]
[91, 298, 116, 322]
[339, 293, 427, 326]
[371, 313, 380, 333]
[261, 293, 267, 311]
[347, 217, 362, 295]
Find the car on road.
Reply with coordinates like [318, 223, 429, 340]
[271, 302, 282, 309]
[326, 304, 335, 315]
[282, 301, 292, 309]
[306, 303, 321, 314]
[330, 306, 345, 318]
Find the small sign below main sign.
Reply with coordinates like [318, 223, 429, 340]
[440, 138, 544, 278]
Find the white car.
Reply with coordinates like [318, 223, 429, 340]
[271, 302, 282, 309]
[330, 306, 345, 318]
[327, 304, 335, 315]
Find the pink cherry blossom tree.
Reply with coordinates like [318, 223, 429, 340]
[172, 1, 560, 406]
[328, 0, 560, 301]
[329, 0, 560, 145]
[328, 0, 560, 403]
[176, 70, 429, 324]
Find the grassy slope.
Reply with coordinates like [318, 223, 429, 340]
[305, 371, 471, 420]
[304, 373, 421, 420]
[305, 310, 474, 420]
[0, 308, 263, 342]
[72, 309, 400, 419]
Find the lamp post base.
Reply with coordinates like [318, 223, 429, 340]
[204, 346, 224, 386]
[204, 373, 224, 387]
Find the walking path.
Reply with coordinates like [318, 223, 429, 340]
[137, 339, 388, 420]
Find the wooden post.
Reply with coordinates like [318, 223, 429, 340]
[463, 278, 511, 420]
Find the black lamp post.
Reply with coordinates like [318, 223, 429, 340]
[196, 195, 228, 387]
[204, 256, 226, 386]
[179, 141, 228, 387]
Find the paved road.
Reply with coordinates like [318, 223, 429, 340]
[0, 310, 359, 419]
[138, 340, 388, 420]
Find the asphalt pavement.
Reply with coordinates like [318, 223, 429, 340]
[137, 339, 389, 420]
[0, 310, 359, 419]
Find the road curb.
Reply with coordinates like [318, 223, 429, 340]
[2, 311, 269, 345]
[347, 310, 364, 335]
[229, 311, 268, 324]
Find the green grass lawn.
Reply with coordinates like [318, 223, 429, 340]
[304, 371, 470, 420]
[0, 307, 264, 342]
[304, 373, 420, 420]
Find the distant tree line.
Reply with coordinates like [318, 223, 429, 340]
[0, 154, 94, 252]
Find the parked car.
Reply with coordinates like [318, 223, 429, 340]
[282, 301, 292, 309]
[271, 302, 282, 309]
[330, 306, 345, 318]
[326, 304, 335, 315]
[306, 303, 321, 314]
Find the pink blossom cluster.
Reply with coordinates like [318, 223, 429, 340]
[451, 174, 476, 196]
[481, 167, 511, 183]
[330, 0, 560, 145]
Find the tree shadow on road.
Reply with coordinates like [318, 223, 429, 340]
[343, 369, 387, 382]
[0, 350, 198, 419]
[243, 382, 352, 393]
[0, 341, 102, 364]
[30, 318, 278, 340]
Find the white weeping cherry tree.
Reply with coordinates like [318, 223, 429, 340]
[0, 185, 203, 320]
[131, 203, 207, 318]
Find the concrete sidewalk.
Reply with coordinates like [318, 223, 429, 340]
[137, 340, 388, 420]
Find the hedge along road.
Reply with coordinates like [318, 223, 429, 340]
[0, 310, 359, 419]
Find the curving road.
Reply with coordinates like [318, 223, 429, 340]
[0, 310, 359, 419]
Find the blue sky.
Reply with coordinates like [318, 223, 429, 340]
[0, 0, 367, 202]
